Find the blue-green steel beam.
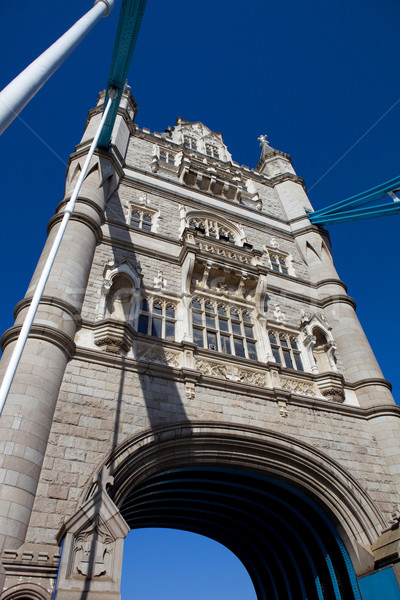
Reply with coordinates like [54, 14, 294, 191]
[308, 174, 400, 225]
[98, 0, 147, 148]
[309, 199, 400, 225]
[310, 174, 400, 218]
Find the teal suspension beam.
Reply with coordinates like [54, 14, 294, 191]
[308, 175, 400, 225]
[98, 0, 147, 148]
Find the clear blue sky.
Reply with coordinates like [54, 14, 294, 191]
[1, 1, 400, 597]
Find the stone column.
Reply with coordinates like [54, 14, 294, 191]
[0, 153, 119, 558]
[269, 166, 400, 499]
[0, 87, 138, 561]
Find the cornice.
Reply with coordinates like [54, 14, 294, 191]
[55, 195, 105, 224]
[101, 232, 179, 264]
[266, 284, 319, 306]
[320, 293, 356, 310]
[349, 377, 393, 393]
[268, 172, 306, 191]
[70, 343, 385, 421]
[364, 404, 400, 419]
[120, 167, 295, 236]
[47, 211, 102, 244]
[316, 278, 348, 293]
[13, 296, 82, 327]
[1, 323, 75, 358]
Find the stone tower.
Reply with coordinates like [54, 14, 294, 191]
[1, 88, 400, 599]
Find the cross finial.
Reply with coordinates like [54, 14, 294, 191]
[258, 134, 269, 148]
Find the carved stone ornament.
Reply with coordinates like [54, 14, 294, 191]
[197, 240, 253, 265]
[195, 357, 269, 388]
[55, 488, 129, 598]
[278, 400, 288, 418]
[185, 382, 196, 399]
[321, 388, 345, 403]
[135, 342, 181, 368]
[93, 321, 133, 354]
[279, 376, 317, 397]
[74, 521, 113, 577]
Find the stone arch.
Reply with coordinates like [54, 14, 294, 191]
[1, 582, 50, 600]
[100, 423, 383, 540]
[56, 423, 386, 599]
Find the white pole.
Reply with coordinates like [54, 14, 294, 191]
[0, 0, 114, 135]
[0, 92, 115, 415]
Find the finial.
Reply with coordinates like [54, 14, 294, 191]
[258, 134, 270, 148]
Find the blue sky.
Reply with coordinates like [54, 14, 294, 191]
[1, 1, 400, 596]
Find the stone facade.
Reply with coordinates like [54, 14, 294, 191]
[0, 88, 400, 599]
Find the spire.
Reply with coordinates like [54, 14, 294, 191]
[255, 133, 295, 177]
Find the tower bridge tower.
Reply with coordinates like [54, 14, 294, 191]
[1, 88, 400, 599]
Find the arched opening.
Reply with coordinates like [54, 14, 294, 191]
[312, 326, 332, 373]
[59, 424, 383, 600]
[121, 528, 257, 600]
[105, 274, 134, 321]
[117, 467, 362, 600]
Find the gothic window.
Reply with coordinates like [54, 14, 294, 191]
[206, 144, 219, 159]
[130, 210, 152, 231]
[269, 330, 304, 371]
[138, 298, 176, 340]
[192, 299, 258, 360]
[188, 218, 238, 244]
[184, 135, 197, 150]
[269, 253, 289, 275]
[159, 149, 175, 165]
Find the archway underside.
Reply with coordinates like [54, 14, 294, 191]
[119, 467, 361, 600]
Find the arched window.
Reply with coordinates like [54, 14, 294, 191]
[159, 149, 175, 165]
[192, 299, 257, 360]
[130, 210, 153, 231]
[186, 216, 239, 245]
[268, 330, 304, 371]
[138, 299, 176, 341]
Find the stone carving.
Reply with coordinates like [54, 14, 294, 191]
[195, 358, 228, 379]
[154, 270, 167, 291]
[279, 376, 317, 397]
[238, 368, 268, 387]
[165, 351, 181, 368]
[195, 358, 269, 388]
[274, 304, 285, 323]
[278, 400, 288, 418]
[94, 335, 131, 354]
[73, 522, 113, 578]
[136, 343, 181, 368]
[185, 382, 196, 399]
[197, 240, 252, 264]
[321, 388, 345, 403]
[258, 134, 269, 148]
[93, 321, 133, 354]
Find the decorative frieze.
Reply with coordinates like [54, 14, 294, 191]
[195, 357, 269, 387]
[278, 375, 317, 397]
[197, 240, 254, 264]
[135, 342, 182, 368]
